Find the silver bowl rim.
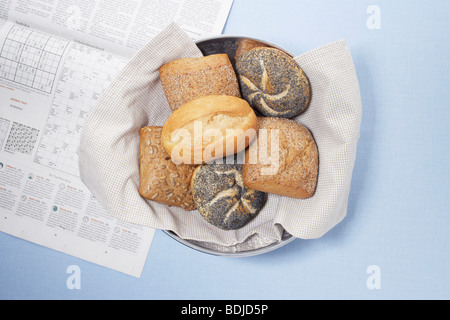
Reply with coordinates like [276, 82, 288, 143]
[193, 34, 295, 57]
[163, 229, 296, 257]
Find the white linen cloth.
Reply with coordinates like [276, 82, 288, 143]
[79, 23, 362, 253]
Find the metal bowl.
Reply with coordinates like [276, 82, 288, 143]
[163, 35, 297, 257]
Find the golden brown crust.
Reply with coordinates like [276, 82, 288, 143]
[243, 117, 319, 199]
[159, 54, 241, 112]
[139, 126, 197, 210]
[161, 95, 258, 165]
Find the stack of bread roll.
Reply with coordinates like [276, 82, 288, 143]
[138, 48, 318, 231]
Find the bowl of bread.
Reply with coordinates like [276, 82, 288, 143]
[138, 36, 318, 256]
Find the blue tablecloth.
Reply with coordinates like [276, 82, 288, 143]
[1, 0, 448, 300]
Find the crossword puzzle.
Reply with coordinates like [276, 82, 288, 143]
[33, 43, 127, 177]
[0, 25, 69, 93]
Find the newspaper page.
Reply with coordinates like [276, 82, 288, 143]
[0, 0, 234, 277]
[2, 0, 234, 58]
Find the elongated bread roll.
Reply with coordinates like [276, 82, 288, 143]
[162, 95, 258, 165]
[159, 54, 241, 112]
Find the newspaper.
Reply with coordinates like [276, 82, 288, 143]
[0, 0, 233, 277]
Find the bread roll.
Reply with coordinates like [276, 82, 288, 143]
[139, 126, 197, 210]
[234, 39, 268, 60]
[159, 54, 241, 112]
[243, 117, 318, 199]
[191, 163, 266, 230]
[162, 95, 258, 165]
[235, 47, 311, 118]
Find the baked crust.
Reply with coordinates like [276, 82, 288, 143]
[243, 117, 319, 199]
[159, 53, 241, 112]
[236, 47, 311, 118]
[139, 126, 197, 210]
[191, 163, 266, 230]
[161, 95, 258, 164]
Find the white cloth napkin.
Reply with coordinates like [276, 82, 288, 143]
[79, 22, 362, 252]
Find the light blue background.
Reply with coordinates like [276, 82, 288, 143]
[1, 0, 449, 300]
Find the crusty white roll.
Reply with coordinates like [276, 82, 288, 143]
[159, 54, 241, 112]
[161, 95, 258, 165]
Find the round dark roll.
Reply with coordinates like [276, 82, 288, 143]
[191, 163, 265, 230]
[235, 47, 311, 118]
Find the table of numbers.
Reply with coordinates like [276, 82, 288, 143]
[0, 25, 69, 94]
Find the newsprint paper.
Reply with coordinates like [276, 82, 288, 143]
[0, 0, 233, 277]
